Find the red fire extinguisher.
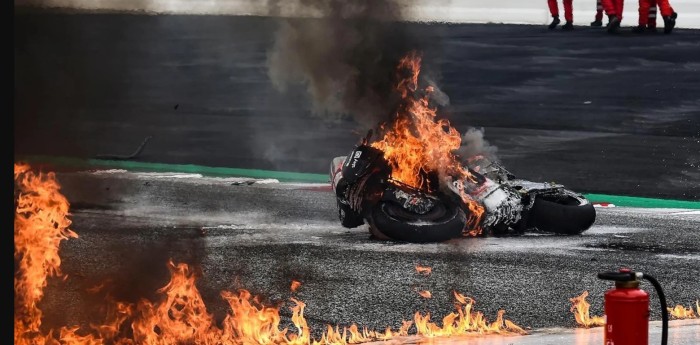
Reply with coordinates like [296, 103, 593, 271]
[598, 268, 669, 345]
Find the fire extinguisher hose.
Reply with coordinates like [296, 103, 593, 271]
[641, 274, 668, 345]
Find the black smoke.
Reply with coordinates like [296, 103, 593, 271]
[266, 0, 430, 128]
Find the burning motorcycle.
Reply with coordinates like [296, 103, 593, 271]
[330, 137, 596, 243]
[328, 51, 594, 242]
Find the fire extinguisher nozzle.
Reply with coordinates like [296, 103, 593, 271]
[597, 271, 636, 282]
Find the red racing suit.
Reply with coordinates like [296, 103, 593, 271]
[601, 0, 624, 19]
[640, 0, 674, 26]
[548, 0, 573, 22]
[639, 0, 658, 28]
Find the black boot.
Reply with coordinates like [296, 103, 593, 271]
[632, 25, 646, 33]
[646, 26, 658, 33]
[607, 15, 621, 33]
[663, 12, 677, 34]
[563, 21, 574, 30]
[549, 16, 561, 30]
[590, 20, 603, 27]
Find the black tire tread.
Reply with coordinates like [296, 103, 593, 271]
[528, 196, 596, 235]
[369, 201, 467, 243]
[338, 200, 364, 228]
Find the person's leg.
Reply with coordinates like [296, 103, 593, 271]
[601, 0, 618, 16]
[563, 0, 573, 22]
[656, 0, 677, 33]
[592, 0, 604, 26]
[648, 0, 658, 30]
[656, 0, 674, 17]
[547, 0, 559, 17]
[639, 0, 650, 27]
[633, 0, 650, 32]
[602, 0, 621, 32]
[547, 0, 561, 29]
[595, 0, 604, 21]
[562, 0, 574, 29]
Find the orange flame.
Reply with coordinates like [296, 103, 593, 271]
[569, 291, 605, 328]
[86, 279, 113, 294]
[418, 290, 433, 299]
[291, 280, 302, 293]
[415, 265, 432, 276]
[370, 51, 484, 233]
[13, 163, 526, 344]
[668, 300, 699, 319]
[14, 163, 78, 345]
[413, 291, 527, 337]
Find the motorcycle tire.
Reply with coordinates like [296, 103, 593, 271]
[528, 194, 596, 235]
[337, 200, 365, 228]
[368, 199, 467, 243]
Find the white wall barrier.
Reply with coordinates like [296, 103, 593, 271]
[15, 0, 700, 29]
[408, 0, 699, 28]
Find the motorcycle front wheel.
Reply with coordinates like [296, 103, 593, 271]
[337, 200, 365, 228]
[367, 199, 467, 243]
[527, 193, 596, 235]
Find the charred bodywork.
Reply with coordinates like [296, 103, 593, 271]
[331, 144, 596, 242]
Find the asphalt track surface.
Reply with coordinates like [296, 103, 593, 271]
[36, 171, 700, 342]
[14, 11, 700, 201]
[13, 10, 700, 344]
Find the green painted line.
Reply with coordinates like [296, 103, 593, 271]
[583, 193, 700, 210]
[17, 155, 700, 209]
[18, 155, 330, 183]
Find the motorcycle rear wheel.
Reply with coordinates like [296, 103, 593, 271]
[528, 194, 596, 235]
[368, 199, 467, 243]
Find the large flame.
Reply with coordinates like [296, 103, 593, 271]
[14, 163, 525, 344]
[668, 300, 699, 319]
[370, 51, 484, 233]
[14, 162, 78, 345]
[569, 291, 605, 328]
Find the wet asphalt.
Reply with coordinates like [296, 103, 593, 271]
[13, 11, 700, 201]
[38, 171, 700, 338]
[13, 9, 700, 343]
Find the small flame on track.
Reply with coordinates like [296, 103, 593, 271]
[668, 300, 699, 319]
[569, 291, 605, 328]
[415, 265, 432, 276]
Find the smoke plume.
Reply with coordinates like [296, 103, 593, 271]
[457, 127, 499, 162]
[266, 0, 428, 127]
